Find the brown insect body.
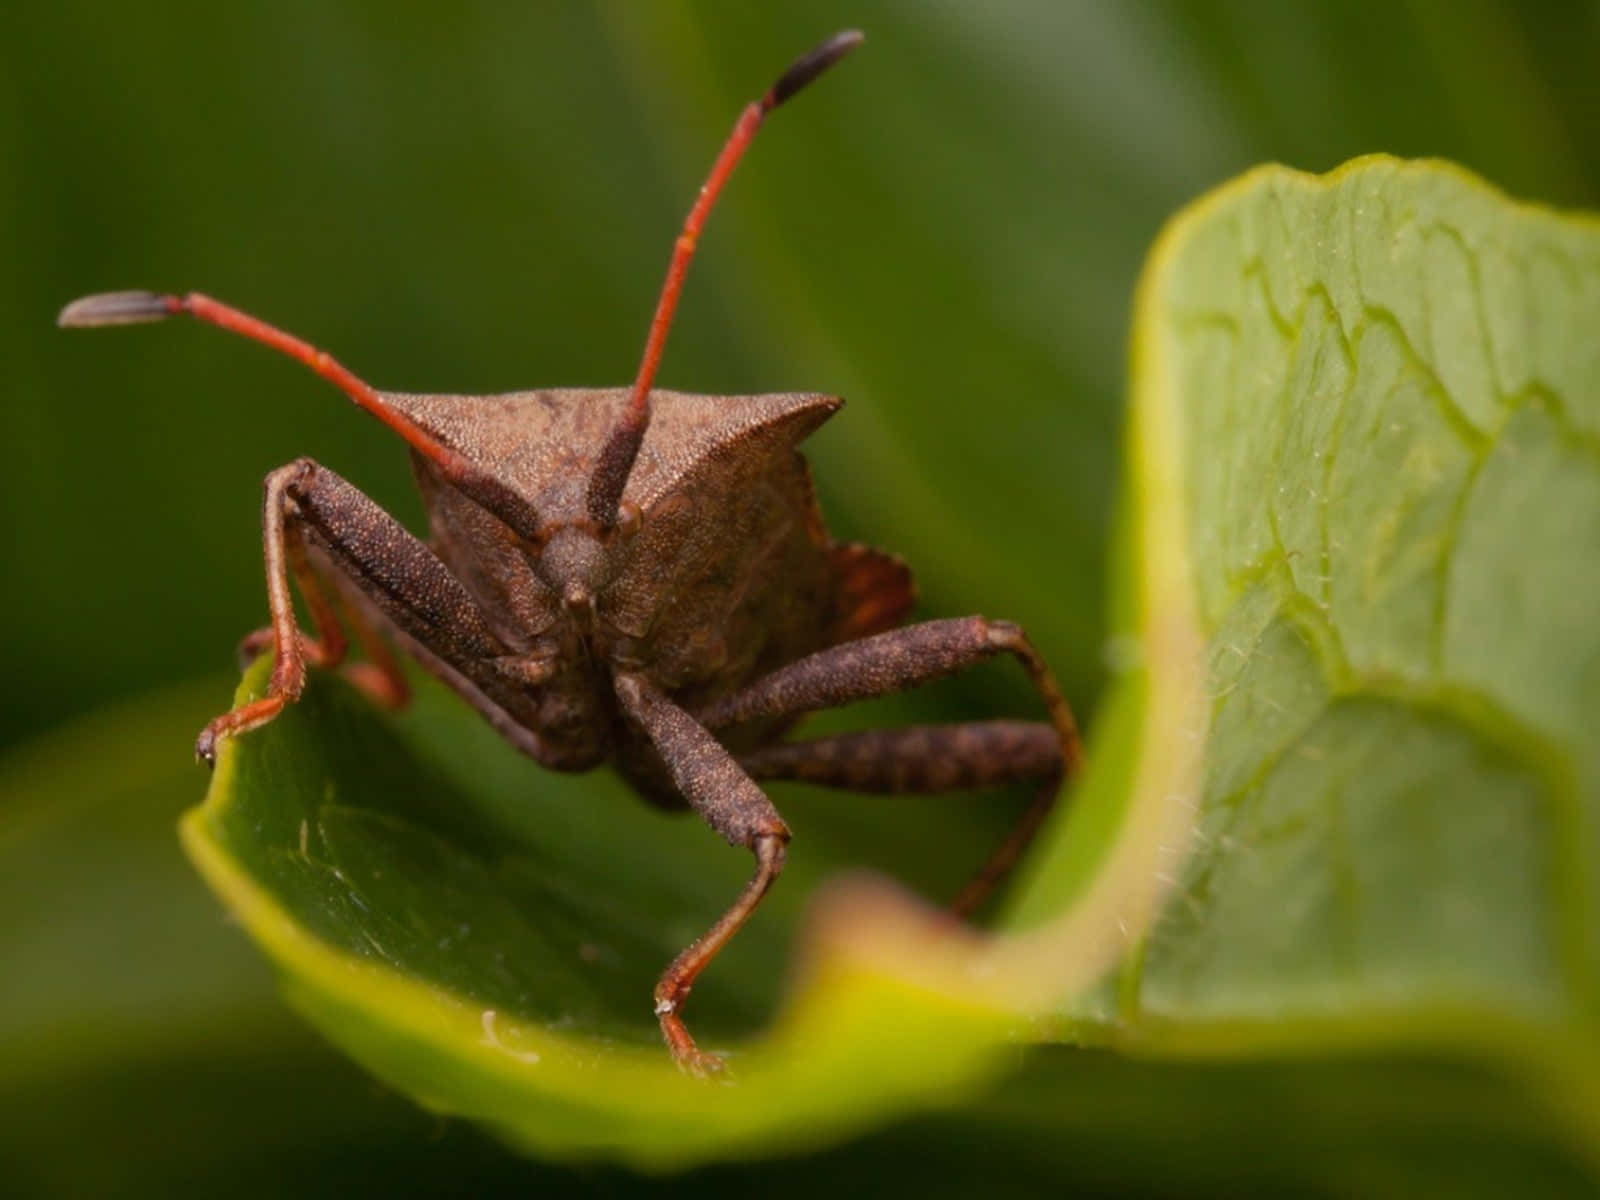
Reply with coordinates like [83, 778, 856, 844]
[60, 31, 1081, 1075]
[388, 385, 899, 786]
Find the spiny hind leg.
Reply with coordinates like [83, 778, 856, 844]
[703, 617, 1084, 913]
[739, 719, 1062, 916]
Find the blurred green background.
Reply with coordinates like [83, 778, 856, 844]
[5, 0, 1599, 1194]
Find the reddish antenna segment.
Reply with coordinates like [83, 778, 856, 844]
[585, 29, 863, 530]
[58, 290, 545, 534]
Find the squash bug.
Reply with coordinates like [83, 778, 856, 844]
[60, 30, 1083, 1073]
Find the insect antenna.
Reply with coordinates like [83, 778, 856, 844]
[57, 290, 543, 533]
[584, 29, 863, 531]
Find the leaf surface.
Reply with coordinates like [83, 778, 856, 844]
[1039, 160, 1600, 1173]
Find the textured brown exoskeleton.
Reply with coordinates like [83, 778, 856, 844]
[59, 31, 1082, 1074]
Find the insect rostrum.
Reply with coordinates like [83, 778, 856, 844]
[59, 30, 1082, 1075]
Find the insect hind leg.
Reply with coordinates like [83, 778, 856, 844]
[739, 719, 1063, 916]
[701, 616, 1086, 915]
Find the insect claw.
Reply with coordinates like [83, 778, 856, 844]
[678, 1048, 727, 1079]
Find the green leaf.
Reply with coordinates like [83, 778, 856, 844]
[176, 156, 1599, 1179]
[1073, 155, 1600, 1157]
[5, 688, 1594, 1196]
[0, 682, 521, 1197]
[179, 619, 1189, 1165]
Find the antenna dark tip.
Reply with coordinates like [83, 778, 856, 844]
[768, 29, 864, 109]
[58, 290, 177, 328]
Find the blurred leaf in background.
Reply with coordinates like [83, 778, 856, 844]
[5, 0, 1599, 1195]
